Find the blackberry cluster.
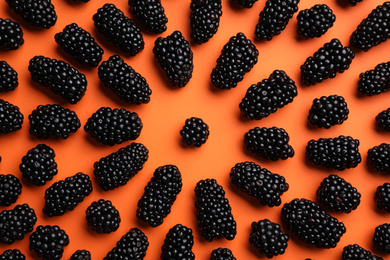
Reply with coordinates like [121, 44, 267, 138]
[28, 56, 87, 104]
[29, 225, 69, 260]
[367, 143, 390, 174]
[153, 31, 193, 88]
[5, 0, 57, 29]
[93, 4, 144, 56]
[249, 219, 289, 258]
[137, 165, 182, 227]
[0, 249, 25, 259]
[376, 108, 390, 131]
[297, 4, 335, 39]
[128, 0, 168, 34]
[308, 95, 349, 129]
[342, 244, 382, 260]
[28, 104, 81, 139]
[180, 117, 209, 147]
[255, 0, 299, 41]
[239, 70, 297, 120]
[374, 223, 390, 254]
[93, 142, 149, 191]
[190, 0, 222, 44]
[230, 161, 289, 207]
[43, 172, 93, 217]
[306, 136, 362, 170]
[0, 18, 23, 51]
[211, 32, 258, 90]
[358, 62, 390, 96]
[195, 179, 237, 241]
[0, 99, 23, 135]
[0, 61, 18, 92]
[70, 250, 91, 260]
[161, 224, 195, 260]
[98, 55, 151, 105]
[281, 198, 346, 248]
[86, 199, 120, 234]
[244, 127, 294, 161]
[376, 183, 390, 212]
[231, 0, 258, 8]
[210, 248, 236, 260]
[55, 23, 104, 67]
[0, 174, 21, 206]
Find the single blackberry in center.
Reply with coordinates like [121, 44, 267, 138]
[376, 108, 390, 131]
[358, 62, 390, 96]
[297, 4, 335, 39]
[29, 225, 69, 260]
[231, 0, 258, 8]
[86, 199, 121, 234]
[0, 18, 24, 51]
[308, 95, 349, 129]
[0, 249, 26, 259]
[70, 250, 91, 260]
[180, 117, 209, 147]
[342, 244, 382, 260]
[375, 183, 390, 212]
[0, 61, 18, 93]
[161, 224, 195, 260]
[374, 223, 390, 254]
[128, 0, 168, 34]
[367, 143, 390, 174]
[210, 248, 237, 260]
[0, 174, 22, 206]
[0, 99, 24, 135]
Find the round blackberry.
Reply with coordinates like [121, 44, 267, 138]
[376, 108, 390, 131]
[374, 223, 390, 254]
[358, 62, 390, 96]
[297, 4, 335, 39]
[231, 0, 258, 8]
[128, 0, 168, 34]
[0, 61, 18, 93]
[0, 249, 26, 259]
[376, 183, 390, 212]
[161, 224, 195, 260]
[367, 143, 390, 174]
[86, 199, 121, 234]
[0, 99, 24, 135]
[0, 174, 22, 206]
[210, 248, 236, 260]
[29, 225, 69, 260]
[342, 244, 383, 260]
[308, 95, 349, 129]
[0, 18, 23, 51]
[180, 117, 209, 147]
[70, 250, 91, 260]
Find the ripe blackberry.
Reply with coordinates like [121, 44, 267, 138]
[70, 250, 91, 260]
[94, 142, 149, 191]
[376, 108, 390, 131]
[376, 183, 390, 212]
[128, 0, 167, 34]
[29, 225, 69, 260]
[249, 219, 289, 258]
[308, 95, 349, 129]
[5, 0, 57, 29]
[358, 62, 390, 96]
[211, 32, 258, 90]
[93, 4, 144, 56]
[180, 117, 209, 147]
[297, 4, 335, 39]
[104, 228, 149, 260]
[98, 55, 151, 105]
[137, 165, 182, 227]
[43, 172, 93, 217]
[55, 23, 104, 68]
[0, 61, 18, 93]
[244, 127, 294, 161]
[0, 249, 26, 259]
[86, 199, 120, 234]
[161, 224, 195, 260]
[0, 18, 23, 51]
[195, 179, 237, 241]
[239, 70, 297, 120]
[367, 143, 390, 174]
[255, 0, 299, 41]
[153, 31, 193, 88]
[281, 198, 346, 248]
[306, 136, 362, 171]
[342, 244, 382, 260]
[0, 174, 21, 206]
[374, 223, 390, 254]
[0, 99, 23, 135]
[231, 0, 258, 8]
[210, 248, 236, 260]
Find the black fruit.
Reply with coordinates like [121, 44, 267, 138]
[0, 174, 22, 206]
[376, 108, 390, 131]
[0, 249, 26, 259]
[180, 117, 209, 147]
[374, 223, 390, 254]
[358, 62, 390, 96]
[297, 4, 335, 39]
[86, 199, 121, 234]
[0, 18, 23, 51]
[210, 248, 236, 260]
[161, 224, 195, 260]
[375, 183, 390, 212]
[308, 95, 349, 129]
[29, 225, 69, 260]
[342, 244, 382, 260]
[367, 143, 390, 174]
[231, 0, 258, 8]
[0, 61, 18, 92]
[70, 250, 91, 260]
[0, 99, 23, 135]
[128, 0, 168, 34]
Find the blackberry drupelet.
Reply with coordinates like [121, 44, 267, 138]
[376, 183, 390, 212]
[98, 55, 151, 105]
[0, 61, 18, 92]
[358, 62, 390, 96]
[306, 136, 361, 170]
[161, 224, 195, 260]
[29, 225, 69, 260]
[93, 142, 149, 191]
[0, 174, 21, 206]
[211, 32, 258, 90]
[297, 4, 335, 39]
[55, 23, 104, 67]
[376, 108, 390, 131]
[231, 0, 258, 8]
[137, 165, 182, 227]
[0, 18, 23, 51]
[0, 99, 23, 135]
[0, 249, 26, 259]
[28, 104, 81, 139]
[153, 31, 193, 88]
[128, 0, 167, 34]
[180, 117, 209, 147]
[43, 172, 93, 217]
[367, 143, 390, 173]
[70, 250, 91, 260]
[342, 244, 382, 260]
[281, 198, 346, 248]
[249, 219, 289, 258]
[210, 248, 236, 260]
[239, 70, 297, 120]
[308, 95, 349, 129]
[93, 4, 144, 56]
[195, 179, 237, 241]
[86, 199, 121, 234]
[374, 223, 390, 254]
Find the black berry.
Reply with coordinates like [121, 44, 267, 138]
[0, 61, 18, 93]
[70, 250, 91, 260]
[210, 248, 236, 260]
[367, 143, 390, 174]
[358, 62, 390, 96]
[342, 244, 382, 260]
[0, 174, 21, 206]
[161, 224, 195, 260]
[0, 99, 23, 135]
[376, 108, 390, 131]
[308, 95, 349, 129]
[86, 199, 121, 234]
[29, 225, 69, 260]
[231, 0, 258, 8]
[128, 0, 168, 34]
[375, 183, 390, 212]
[180, 117, 209, 147]
[374, 223, 390, 254]
[0, 18, 23, 51]
[0, 249, 26, 259]
[297, 4, 335, 39]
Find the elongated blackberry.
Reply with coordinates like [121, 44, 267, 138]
[180, 117, 209, 147]
[342, 244, 382, 260]
[70, 250, 91, 260]
[231, 0, 258, 8]
[210, 248, 236, 260]
[94, 142, 149, 191]
[0, 174, 22, 206]
[0, 61, 18, 93]
[43, 172, 93, 217]
[297, 4, 335, 39]
[367, 143, 390, 174]
[0, 249, 26, 259]
[86, 199, 120, 234]
[55, 23, 104, 67]
[0, 18, 23, 51]
[358, 62, 390, 96]
[128, 0, 167, 34]
[374, 223, 390, 254]
[0, 99, 23, 135]
[306, 136, 361, 170]
[93, 4, 144, 56]
[308, 95, 349, 129]
[137, 165, 182, 227]
[29, 225, 69, 260]
[211, 33, 258, 90]
[376, 108, 390, 131]
[98, 55, 151, 105]
[161, 224, 195, 260]
[281, 198, 346, 248]
[375, 183, 390, 212]
[195, 179, 236, 241]
[239, 70, 297, 120]
[153, 31, 193, 88]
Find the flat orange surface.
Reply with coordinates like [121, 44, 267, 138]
[1, 0, 390, 259]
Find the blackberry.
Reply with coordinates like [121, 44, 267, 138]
[98, 55, 151, 105]
[0, 18, 23, 51]
[55, 23, 104, 68]
[281, 198, 346, 248]
[0, 249, 26, 259]
[367, 143, 390, 174]
[249, 219, 289, 258]
[244, 127, 294, 161]
[342, 244, 382, 260]
[0, 204, 37, 244]
[231, 0, 258, 8]
[255, 0, 299, 41]
[93, 4, 144, 56]
[93, 142, 149, 191]
[128, 0, 168, 34]
[306, 136, 362, 171]
[346, 0, 364, 6]
[211, 32, 258, 90]
[297, 4, 335, 39]
[376, 183, 390, 212]
[358, 62, 390, 96]
[70, 250, 91, 260]
[210, 248, 236, 260]
[153, 31, 194, 88]
[377, 108, 390, 131]
[43, 172, 93, 217]
[180, 117, 209, 147]
[195, 179, 237, 241]
[0, 174, 22, 206]
[190, 0, 222, 44]
[374, 223, 390, 254]
[161, 224, 195, 260]
[0, 61, 18, 92]
[137, 165, 182, 227]
[308, 95, 349, 129]
[5, 0, 57, 29]
[0, 99, 23, 135]
[86, 199, 121, 234]
[239, 70, 297, 120]
[29, 225, 69, 260]
[28, 56, 87, 104]
[104, 228, 149, 260]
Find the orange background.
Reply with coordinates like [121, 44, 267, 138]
[1, 0, 390, 259]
